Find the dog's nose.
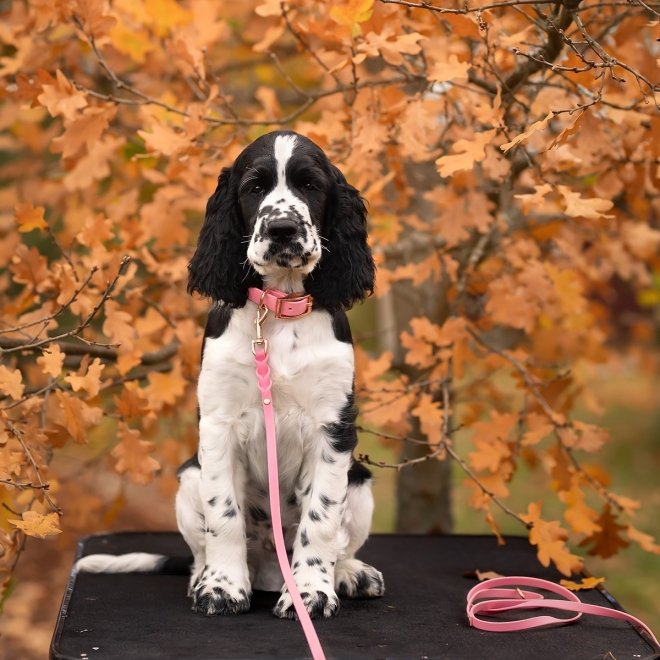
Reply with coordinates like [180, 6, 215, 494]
[266, 218, 298, 241]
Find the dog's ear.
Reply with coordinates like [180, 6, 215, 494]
[304, 165, 375, 312]
[188, 167, 261, 306]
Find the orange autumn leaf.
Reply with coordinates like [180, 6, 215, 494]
[500, 111, 553, 153]
[558, 483, 602, 536]
[52, 390, 103, 444]
[412, 393, 447, 448]
[436, 130, 497, 177]
[428, 54, 470, 83]
[15, 202, 47, 233]
[51, 105, 117, 159]
[144, 362, 187, 408]
[329, 0, 374, 33]
[102, 300, 135, 348]
[579, 505, 628, 559]
[37, 69, 88, 120]
[0, 366, 25, 401]
[560, 576, 605, 591]
[522, 501, 583, 576]
[626, 526, 660, 554]
[10, 511, 62, 539]
[37, 344, 65, 378]
[64, 357, 105, 398]
[112, 423, 160, 485]
[557, 186, 614, 220]
[138, 122, 192, 157]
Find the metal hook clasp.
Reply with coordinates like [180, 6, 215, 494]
[252, 296, 269, 355]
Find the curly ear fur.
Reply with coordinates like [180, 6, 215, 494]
[188, 167, 261, 306]
[304, 166, 375, 312]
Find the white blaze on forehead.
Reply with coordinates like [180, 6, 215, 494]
[273, 134, 297, 187]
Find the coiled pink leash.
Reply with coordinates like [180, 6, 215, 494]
[251, 289, 326, 660]
[467, 575, 659, 648]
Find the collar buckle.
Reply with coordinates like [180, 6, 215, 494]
[274, 294, 313, 320]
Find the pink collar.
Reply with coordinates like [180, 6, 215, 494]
[247, 287, 313, 319]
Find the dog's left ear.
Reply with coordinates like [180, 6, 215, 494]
[304, 165, 375, 311]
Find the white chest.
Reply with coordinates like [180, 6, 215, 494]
[197, 306, 354, 487]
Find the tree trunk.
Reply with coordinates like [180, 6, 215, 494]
[377, 275, 453, 534]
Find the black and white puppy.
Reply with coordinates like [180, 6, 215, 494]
[78, 131, 384, 619]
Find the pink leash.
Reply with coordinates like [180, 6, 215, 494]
[467, 576, 659, 648]
[251, 289, 326, 660]
[248, 289, 659, 657]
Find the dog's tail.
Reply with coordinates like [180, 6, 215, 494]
[75, 553, 192, 574]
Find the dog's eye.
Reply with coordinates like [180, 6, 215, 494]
[303, 182, 317, 191]
[251, 185, 264, 194]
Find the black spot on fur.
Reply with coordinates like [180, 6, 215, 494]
[249, 505, 268, 522]
[225, 497, 233, 507]
[207, 497, 217, 507]
[348, 458, 372, 486]
[309, 510, 321, 522]
[176, 453, 200, 478]
[325, 392, 358, 453]
[223, 507, 237, 518]
[319, 494, 335, 508]
[300, 529, 310, 547]
[306, 556, 322, 566]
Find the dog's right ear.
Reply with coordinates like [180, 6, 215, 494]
[187, 167, 260, 306]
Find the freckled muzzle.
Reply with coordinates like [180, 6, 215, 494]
[249, 202, 320, 272]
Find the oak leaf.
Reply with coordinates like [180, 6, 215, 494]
[37, 344, 65, 378]
[138, 122, 191, 157]
[428, 54, 470, 83]
[626, 526, 660, 554]
[579, 505, 628, 558]
[500, 112, 553, 153]
[558, 186, 614, 220]
[522, 502, 582, 576]
[558, 484, 602, 536]
[15, 202, 47, 233]
[112, 423, 160, 485]
[71, 0, 116, 37]
[329, 0, 374, 34]
[64, 357, 105, 398]
[51, 106, 117, 159]
[52, 390, 103, 444]
[412, 393, 447, 448]
[0, 366, 25, 401]
[144, 362, 186, 409]
[37, 69, 87, 121]
[103, 300, 135, 349]
[560, 576, 605, 591]
[436, 130, 497, 177]
[10, 511, 62, 539]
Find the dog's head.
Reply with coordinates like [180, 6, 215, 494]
[188, 131, 375, 311]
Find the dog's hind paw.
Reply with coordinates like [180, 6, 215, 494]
[335, 559, 385, 598]
[273, 588, 339, 619]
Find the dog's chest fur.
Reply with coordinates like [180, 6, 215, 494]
[198, 304, 354, 492]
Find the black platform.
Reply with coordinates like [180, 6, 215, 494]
[51, 533, 658, 659]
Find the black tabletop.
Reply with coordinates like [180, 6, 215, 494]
[51, 533, 658, 659]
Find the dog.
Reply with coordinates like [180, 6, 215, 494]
[77, 131, 384, 619]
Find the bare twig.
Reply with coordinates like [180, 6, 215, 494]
[0, 256, 131, 356]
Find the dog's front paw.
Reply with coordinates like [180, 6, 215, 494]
[192, 568, 251, 615]
[335, 559, 385, 598]
[273, 588, 339, 619]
